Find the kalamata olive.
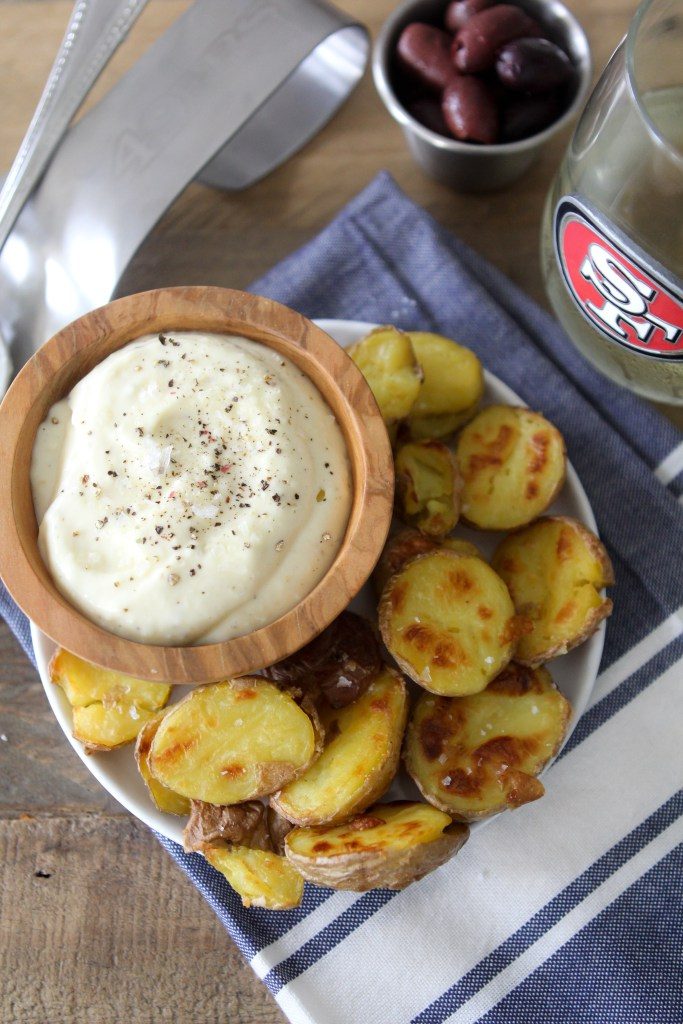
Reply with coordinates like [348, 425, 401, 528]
[496, 37, 573, 94]
[407, 97, 450, 136]
[442, 76, 499, 143]
[396, 23, 456, 93]
[444, 0, 494, 33]
[452, 5, 542, 74]
[501, 90, 561, 140]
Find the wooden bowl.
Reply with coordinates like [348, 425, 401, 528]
[0, 287, 394, 684]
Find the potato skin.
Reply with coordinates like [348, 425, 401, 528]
[270, 667, 408, 827]
[404, 408, 477, 443]
[404, 663, 571, 821]
[264, 611, 382, 709]
[492, 516, 614, 666]
[395, 440, 462, 537]
[456, 404, 566, 530]
[183, 800, 271, 854]
[380, 551, 517, 696]
[285, 802, 469, 891]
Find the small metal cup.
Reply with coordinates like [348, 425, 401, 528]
[373, 0, 592, 191]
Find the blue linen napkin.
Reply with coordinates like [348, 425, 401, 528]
[3, 172, 682, 1024]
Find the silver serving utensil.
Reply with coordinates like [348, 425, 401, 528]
[0, 0, 368, 373]
[0, 0, 149, 254]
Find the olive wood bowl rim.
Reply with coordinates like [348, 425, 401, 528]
[0, 286, 394, 684]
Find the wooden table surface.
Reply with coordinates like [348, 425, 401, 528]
[0, 2, 678, 1023]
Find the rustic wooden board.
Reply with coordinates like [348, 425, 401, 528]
[0, 0, 678, 1022]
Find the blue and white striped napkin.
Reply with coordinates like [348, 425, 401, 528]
[3, 173, 681, 1023]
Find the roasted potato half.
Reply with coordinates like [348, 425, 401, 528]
[373, 529, 482, 596]
[348, 326, 423, 423]
[492, 516, 614, 665]
[380, 551, 517, 696]
[395, 441, 462, 537]
[135, 712, 191, 816]
[148, 678, 321, 804]
[407, 332, 484, 419]
[285, 801, 468, 891]
[50, 649, 171, 753]
[204, 845, 304, 910]
[456, 405, 566, 530]
[271, 667, 408, 827]
[404, 664, 571, 821]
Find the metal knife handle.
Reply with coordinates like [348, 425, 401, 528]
[0, 0, 148, 253]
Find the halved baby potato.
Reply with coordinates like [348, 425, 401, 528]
[349, 326, 423, 423]
[380, 551, 517, 696]
[395, 440, 462, 537]
[204, 844, 304, 910]
[373, 528, 482, 597]
[404, 663, 571, 821]
[407, 332, 484, 419]
[148, 677, 321, 804]
[50, 649, 171, 753]
[456, 405, 566, 530]
[135, 712, 191, 816]
[271, 667, 408, 826]
[285, 801, 468, 891]
[492, 516, 614, 666]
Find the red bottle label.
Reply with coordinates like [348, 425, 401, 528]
[554, 195, 683, 360]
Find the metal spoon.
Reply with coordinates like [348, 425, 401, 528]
[0, 0, 149, 255]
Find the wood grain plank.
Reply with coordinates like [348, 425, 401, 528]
[0, 814, 285, 1024]
[0, 2, 679, 1022]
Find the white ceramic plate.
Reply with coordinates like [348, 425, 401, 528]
[32, 319, 605, 844]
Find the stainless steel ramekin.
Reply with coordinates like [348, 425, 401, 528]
[373, 0, 592, 191]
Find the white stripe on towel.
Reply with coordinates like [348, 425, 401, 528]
[655, 441, 683, 486]
[272, 654, 683, 1024]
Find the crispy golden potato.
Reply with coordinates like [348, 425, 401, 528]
[285, 801, 468, 891]
[405, 408, 477, 442]
[404, 664, 571, 821]
[204, 845, 304, 910]
[50, 649, 170, 753]
[135, 712, 191, 816]
[456, 405, 566, 530]
[183, 800, 271, 854]
[407, 332, 484, 419]
[271, 667, 408, 826]
[373, 529, 482, 596]
[380, 551, 517, 696]
[348, 326, 423, 423]
[395, 441, 462, 537]
[149, 678, 321, 804]
[264, 611, 382, 708]
[492, 516, 614, 665]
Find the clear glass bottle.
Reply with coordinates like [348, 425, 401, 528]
[541, 0, 683, 403]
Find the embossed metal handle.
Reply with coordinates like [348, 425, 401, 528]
[0, 0, 148, 254]
[0, 0, 368, 374]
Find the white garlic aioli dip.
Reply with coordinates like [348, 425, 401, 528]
[31, 332, 352, 645]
